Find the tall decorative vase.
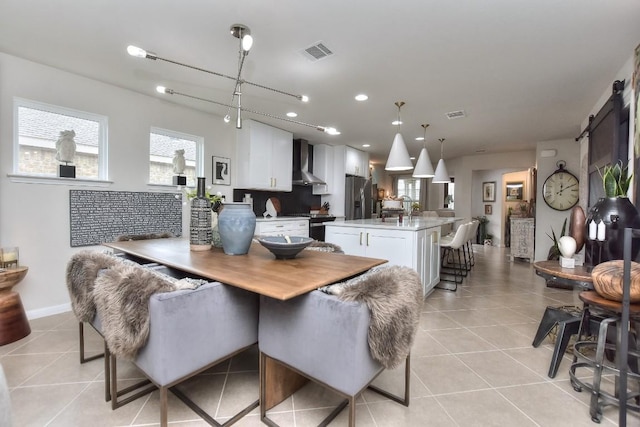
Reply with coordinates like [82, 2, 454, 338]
[218, 202, 256, 255]
[190, 177, 212, 251]
[585, 197, 640, 265]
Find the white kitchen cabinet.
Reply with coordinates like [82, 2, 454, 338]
[255, 219, 309, 237]
[344, 146, 369, 177]
[326, 224, 441, 296]
[425, 227, 441, 290]
[235, 119, 293, 191]
[312, 144, 334, 195]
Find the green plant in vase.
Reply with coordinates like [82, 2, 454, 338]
[588, 159, 640, 263]
[600, 160, 632, 198]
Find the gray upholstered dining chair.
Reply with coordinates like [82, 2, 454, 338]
[67, 252, 259, 426]
[258, 265, 422, 427]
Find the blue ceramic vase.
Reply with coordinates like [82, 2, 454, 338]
[218, 202, 256, 255]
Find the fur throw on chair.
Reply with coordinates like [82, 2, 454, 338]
[66, 250, 204, 359]
[321, 265, 423, 369]
[66, 250, 122, 323]
[93, 265, 181, 359]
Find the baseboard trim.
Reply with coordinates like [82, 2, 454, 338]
[27, 303, 71, 320]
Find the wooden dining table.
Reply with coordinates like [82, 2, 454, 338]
[103, 237, 387, 409]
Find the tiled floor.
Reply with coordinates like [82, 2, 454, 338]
[2, 245, 639, 426]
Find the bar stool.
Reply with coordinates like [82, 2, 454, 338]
[569, 291, 640, 423]
[438, 222, 470, 291]
[465, 220, 479, 269]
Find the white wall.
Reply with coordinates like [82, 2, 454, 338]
[438, 150, 537, 221]
[533, 139, 581, 261]
[472, 169, 518, 246]
[0, 53, 235, 317]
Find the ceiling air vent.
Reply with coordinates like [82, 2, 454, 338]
[301, 41, 334, 61]
[446, 110, 466, 120]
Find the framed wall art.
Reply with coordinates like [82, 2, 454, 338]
[482, 181, 496, 202]
[484, 204, 492, 215]
[506, 181, 524, 201]
[212, 156, 230, 185]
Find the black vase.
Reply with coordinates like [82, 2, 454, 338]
[190, 177, 212, 251]
[585, 197, 640, 265]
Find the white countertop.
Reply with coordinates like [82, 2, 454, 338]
[256, 216, 309, 222]
[325, 217, 462, 231]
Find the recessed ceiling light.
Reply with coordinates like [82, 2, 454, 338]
[410, 156, 416, 160]
[286, 112, 298, 118]
[355, 94, 368, 101]
[415, 137, 424, 141]
[391, 120, 402, 126]
[362, 144, 370, 148]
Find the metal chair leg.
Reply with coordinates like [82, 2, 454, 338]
[79, 322, 104, 364]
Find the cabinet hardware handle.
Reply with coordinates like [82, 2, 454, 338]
[359, 232, 362, 246]
[366, 232, 369, 246]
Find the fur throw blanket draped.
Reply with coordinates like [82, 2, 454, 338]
[321, 265, 423, 369]
[66, 250, 202, 359]
[66, 250, 121, 323]
[93, 265, 181, 359]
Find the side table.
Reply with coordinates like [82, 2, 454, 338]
[0, 266, 30, 345]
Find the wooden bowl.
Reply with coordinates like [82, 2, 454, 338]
[591, 260, 640, 303]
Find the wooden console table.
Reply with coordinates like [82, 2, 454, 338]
[0, 266, 30, 345]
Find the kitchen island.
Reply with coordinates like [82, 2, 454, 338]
[325, 217, 461, 296]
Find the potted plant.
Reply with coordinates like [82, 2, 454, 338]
[587, 160, 640, 263]
[601, 160, 632, 198]
[547, 218, 567, 260]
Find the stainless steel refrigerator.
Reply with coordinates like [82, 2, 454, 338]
[345, 176, 372, 220]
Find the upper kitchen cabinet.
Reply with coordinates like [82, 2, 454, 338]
[343, 146, 369, 177]
[312, 144, 334, 195]
[236, 119, 293, 191]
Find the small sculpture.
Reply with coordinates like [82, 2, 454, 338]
[558, 236, 577, 258]
[172, 149, 186, 175]
[55, 130, 76, 164]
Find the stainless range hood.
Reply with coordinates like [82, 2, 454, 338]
[292, 139, 326, 186]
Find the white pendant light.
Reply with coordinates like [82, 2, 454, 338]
[385, 101, 413, 171]
[412, 123, 435, 178]
[432, 138, 451, 183]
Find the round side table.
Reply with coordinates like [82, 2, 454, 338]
[0, 266, 30, 345]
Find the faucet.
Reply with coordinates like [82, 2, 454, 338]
[399, 195, 413, 221]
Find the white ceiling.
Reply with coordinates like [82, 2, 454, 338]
[1, 1, 639, 166]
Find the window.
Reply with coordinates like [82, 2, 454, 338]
[15, 98, 107, 179]
[445, 178, 455, 209]
[149, 127, 203, 187]
[397, 177, 421, 209]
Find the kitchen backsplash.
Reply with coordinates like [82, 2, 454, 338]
[233, 187, 321, 217]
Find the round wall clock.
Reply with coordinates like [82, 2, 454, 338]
[542, 161, 579, 211]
